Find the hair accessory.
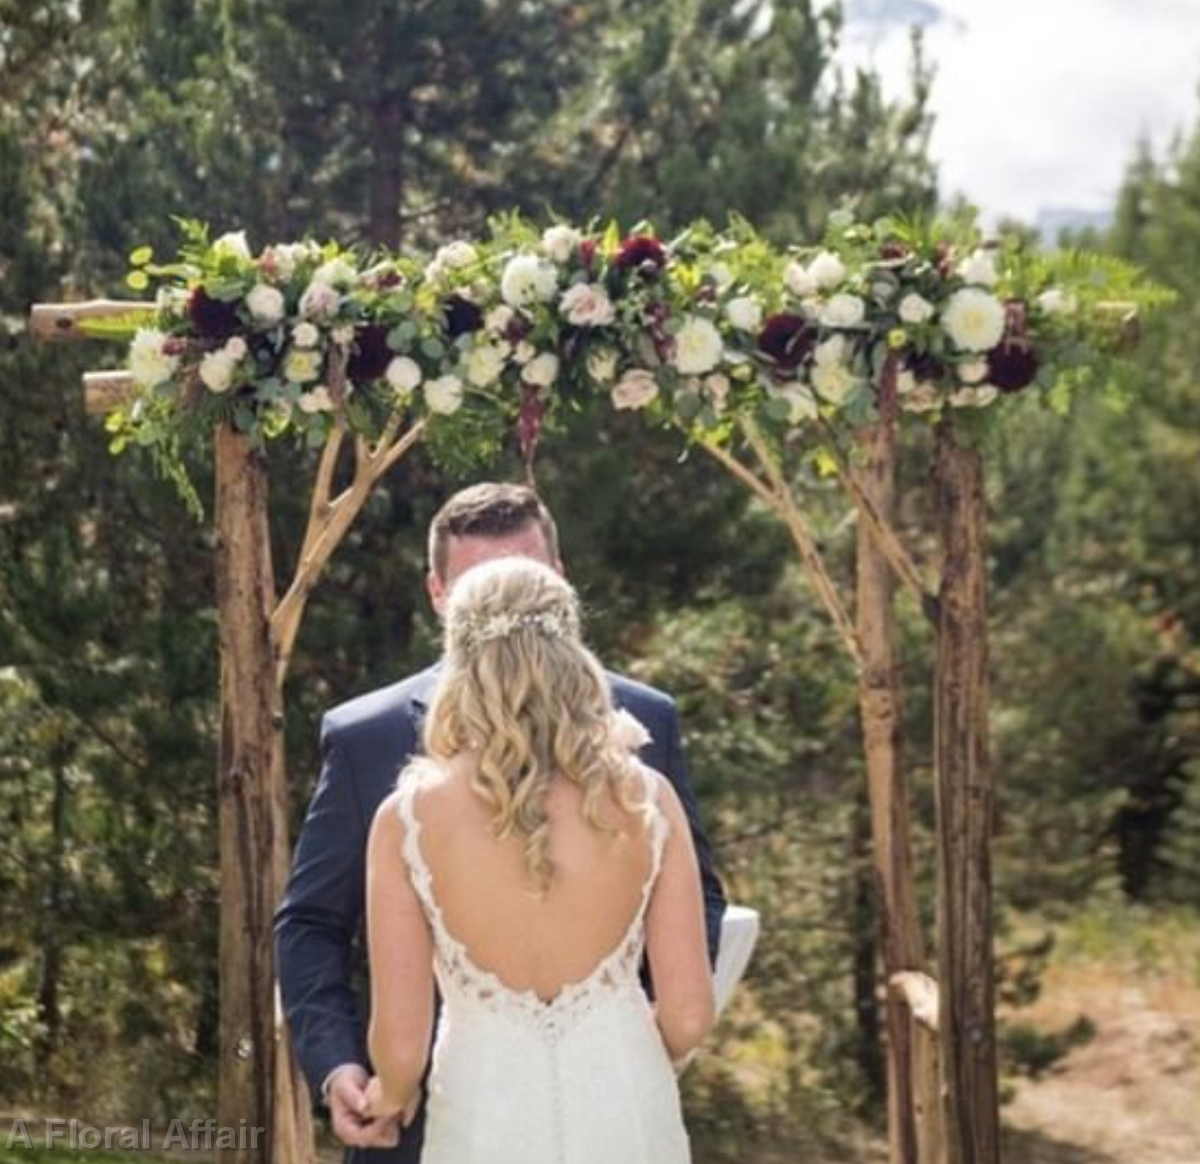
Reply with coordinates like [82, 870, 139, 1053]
[458, 609, 571, 651]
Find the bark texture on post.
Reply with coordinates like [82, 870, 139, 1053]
[856, 359, 944, 1164]
[213, 426, 310, 1164]
[933, 421, 999, 1164]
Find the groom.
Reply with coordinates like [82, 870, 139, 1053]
[275, 482, 726, 1162]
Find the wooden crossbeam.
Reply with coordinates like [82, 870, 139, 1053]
[30, 299, 154, 342]
[84, 371, 137, 415]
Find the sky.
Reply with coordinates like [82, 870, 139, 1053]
[835, 0, 1200, 227]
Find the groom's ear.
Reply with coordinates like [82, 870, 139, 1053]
[426, 568, 449, 617]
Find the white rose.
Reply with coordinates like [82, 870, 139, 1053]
[385, 356, 423, 395]
[807, 250, 847, 290]
[297, 385, 335, 413]
[485, 305, 514, 335]
[949, 385, 999, 409]
[941, 288, 1006, 352]
[611, 368, 660, 411]
[331, 324, 355, 346]
[154, 286, 189, 318]
[587, 347, 618, 383]
[425, 374, 464, 415]
[292, 321, 319, 349]
[464, 342, 509, 388]
[957, 359, 989, 385]
[560, 283, 616, 327]
[312, 256, 358, 287]
[958, 248, 999, 287]
[709, 262, 735, 290]
[246, 284, 285, 325]
[212, 230, 251, 261]
[724, 295, 763, 333]
[436, 241, 478, 270]
[522, 352, 560, 388]
[672, 315, 724, 375]
[299, 280, 341, 320]
[1037, 287, 1077, 315]
[224, 336, 248, 361]
[819, 292, 866, 328]
[283, 348, 322, 384]
[513, 341, 536, 365]
[784, 260, 817, 297]
[774, 380, 819, 423]
[541, 224, 581, 264]
[705, 372, 731, 410]
[129, 328, 178, 389]
[811, 335, 859, 405]
[500, 254, 558, 308]
[199, 349, 237, 394]
[898, 293, 935, 325]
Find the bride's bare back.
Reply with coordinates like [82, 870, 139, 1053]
[410, 754, 657, 1002]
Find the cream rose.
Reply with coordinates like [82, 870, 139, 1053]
[464, 343, 509, 388]
[425, 374, 465, 415]
[385, 356, 423, 395]
[898, 293, 935, 325]
[522, 352, 560, 388]
[724, 295, 763, 333]
[129, 328, 179, 389]
[672, 315, 723, 375]
[611, 368, 660, 411]
[541, 224, 581, 264]
[560, 283, 616, 327]
[819, 292, 866, 328]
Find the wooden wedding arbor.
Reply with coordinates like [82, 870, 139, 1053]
[30, 214, 1159, 1164]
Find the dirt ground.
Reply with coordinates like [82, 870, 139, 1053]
[1001, 955, 1200, 1164]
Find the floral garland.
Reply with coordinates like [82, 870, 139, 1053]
[104, 212, 1169, 506]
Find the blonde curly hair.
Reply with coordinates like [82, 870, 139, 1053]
[421, 556, 643, 893]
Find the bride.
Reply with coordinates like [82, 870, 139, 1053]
[361, 555, 715, 1163]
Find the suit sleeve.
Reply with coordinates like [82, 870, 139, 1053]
[275, 717, 385, 1097]
[658, 704, 727, 968]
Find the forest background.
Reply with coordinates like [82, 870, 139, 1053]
[1, 2, 1197, 1161]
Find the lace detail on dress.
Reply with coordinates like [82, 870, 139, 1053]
[395, 763, 669, 1039]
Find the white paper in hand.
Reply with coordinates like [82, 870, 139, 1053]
[713, 904, 760, 1014]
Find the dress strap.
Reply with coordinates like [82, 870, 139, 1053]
[636, 764, 671, 918]
[393, 763, 454, 949]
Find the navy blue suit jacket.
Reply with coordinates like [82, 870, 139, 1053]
[275, 664, 725, 1164]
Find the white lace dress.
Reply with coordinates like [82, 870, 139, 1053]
[394, 772, 692, 1164]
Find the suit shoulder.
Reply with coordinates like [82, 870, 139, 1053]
[323, 665, 439, 740]
[607, 670, 677, 718]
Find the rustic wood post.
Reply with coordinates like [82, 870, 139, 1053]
[698, 410, 943, 1164]
[213, 425, 290, 1164]
[933, 418, 999, 1164]
[857, 357, 945, 1164]
[32, 300, 425, 1164]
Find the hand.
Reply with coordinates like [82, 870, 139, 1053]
[326, 1064, 401, 1149]
[363, 1074, 422, 1128]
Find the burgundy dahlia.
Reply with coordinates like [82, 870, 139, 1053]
[757, 313, 816, 370]
[906, 351, 947, 384]
[188, 287, 241, 338]
[443, 295, 484, 338]
[579, 238, 598, 271]
[614, 234, 666, 274]
[986, 341, 1039, 393]
[346, 324, 393, 382]
[879, 242, 909, 261]
[504, 312, 534, 344]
